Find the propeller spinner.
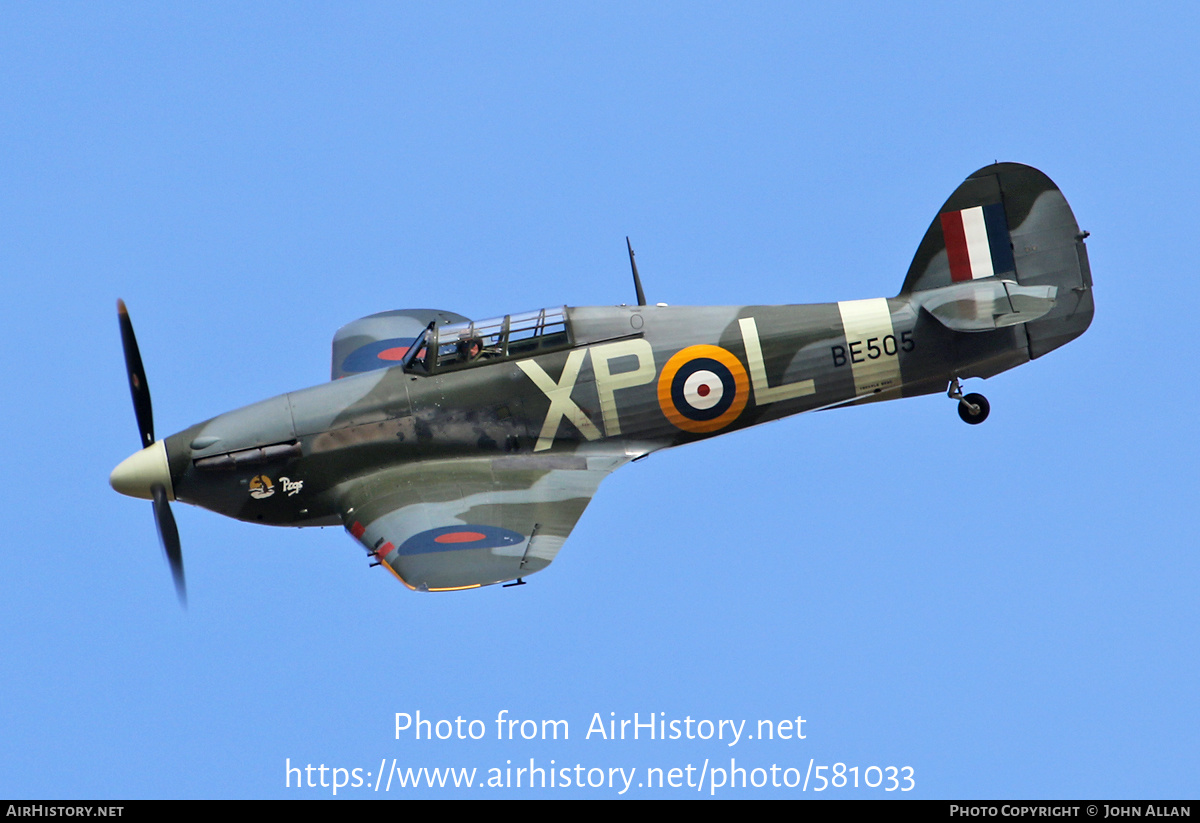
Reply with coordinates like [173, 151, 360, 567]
[112, 299, 187, 606]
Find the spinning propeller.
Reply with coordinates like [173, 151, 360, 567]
[113, 299, 186, 606]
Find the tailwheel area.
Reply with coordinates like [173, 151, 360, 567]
[957, 393, 990, 424]
[948, 377, 990, 425]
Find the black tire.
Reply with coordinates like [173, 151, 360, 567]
[958, 393, 990, 425]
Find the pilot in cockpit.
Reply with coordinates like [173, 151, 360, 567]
[457, 336, 487, 362]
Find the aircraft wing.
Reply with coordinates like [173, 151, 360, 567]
[334, 451, 638, 591]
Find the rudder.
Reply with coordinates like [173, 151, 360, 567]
[901, 162, 1094, 359]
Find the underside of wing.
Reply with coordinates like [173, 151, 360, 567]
[334, 452, 635, 591]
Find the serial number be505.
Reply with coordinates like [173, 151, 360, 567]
[831, 332, 913, 367]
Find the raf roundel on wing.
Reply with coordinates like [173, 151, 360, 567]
[395, 525, 526, 556]
[340, 338, 417, 374]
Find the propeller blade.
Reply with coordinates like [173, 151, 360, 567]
[117, 299, 155, 449]
[152, 483, 187, 607]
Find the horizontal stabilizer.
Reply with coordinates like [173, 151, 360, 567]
[918, 279, 1057, 332]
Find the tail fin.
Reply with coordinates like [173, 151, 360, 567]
[902, 162, 1094, 358]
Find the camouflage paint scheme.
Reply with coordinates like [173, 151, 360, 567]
[113, 163, 1094, 592]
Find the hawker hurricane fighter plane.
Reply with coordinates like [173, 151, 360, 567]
[111, 162, 1093, 600]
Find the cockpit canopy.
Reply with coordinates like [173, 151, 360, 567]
[330, 308, 470, 380]
[404, 306, 571, 374]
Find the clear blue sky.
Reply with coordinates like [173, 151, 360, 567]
[3, 2, 1196, 798]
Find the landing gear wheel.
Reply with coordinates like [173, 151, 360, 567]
[957, 393, 990, 425]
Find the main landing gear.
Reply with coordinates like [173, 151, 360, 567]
[948, 377, 990, 425]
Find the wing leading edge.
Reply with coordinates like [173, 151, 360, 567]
[335, 451, 638, 591]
